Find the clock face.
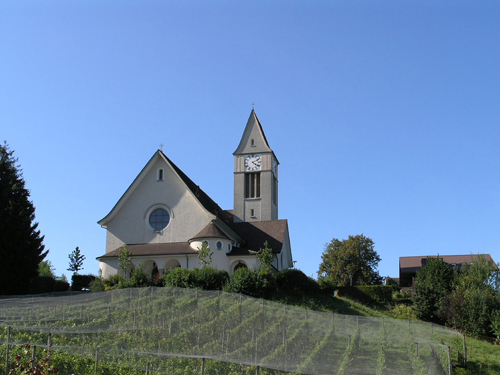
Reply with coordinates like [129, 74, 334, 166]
[245, 154, 262, 171]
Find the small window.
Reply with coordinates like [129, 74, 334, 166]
[228, 243, 232, 251]
[216, 241, 222, 250]
[251, 139, 255, 146]
[250, 209, 255, 217]
[158, 168, 164, 181]
[203, 240, 209, 247]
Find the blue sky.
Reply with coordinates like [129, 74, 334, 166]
[2, 1, 499, 281]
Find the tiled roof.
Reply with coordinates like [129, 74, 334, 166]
[399, 254, 496, 269]
[230, 219, 288, 254]
[160, 151, 233, 224]
[97, 243, 196, 259]
[191, 222, 230, 240]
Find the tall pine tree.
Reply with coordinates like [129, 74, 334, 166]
[0, 142, 47, 294]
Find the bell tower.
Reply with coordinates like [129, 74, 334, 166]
[233, 110, 279, 223]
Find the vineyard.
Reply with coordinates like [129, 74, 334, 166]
[0, 287, 462, 374]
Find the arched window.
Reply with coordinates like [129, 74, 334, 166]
[158, 168, 164, 181]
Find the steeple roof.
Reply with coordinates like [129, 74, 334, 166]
[233, 110, 274, 156]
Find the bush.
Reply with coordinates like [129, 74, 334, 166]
[89, 277, 106, 292]
[317, 276, 337, 295]
[335, 285, 393, 304]
[163, 268, 193, 288]
[128, 264, 151, 288]
[223, 267, 274, 298]
[53, 279, 70, 292]
[192, 267, 229, 290]
[71, 274, 96, 291]
[29, 276, 55, 294]
[163, 267, 229, 290]
[273, 269, 321, 297]
[104, 274, 128, 290]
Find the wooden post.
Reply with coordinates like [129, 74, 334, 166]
[5, 326, 11, 375]
[201, 357, 205, 375]
[463, 333, 467, 368]
[447, 346, 452, 375]
[31, 346, 37, 369]
[256, 365, 260, 375]
[47, 333, 52, 364]
[95, 348, 100, 372]
[146, 362, 150, 375]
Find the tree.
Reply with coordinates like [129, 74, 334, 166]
[257, 241, 274, 275]
[0, 142, 47, 294]
[39, 260, 56, 278]
[438, 256, 500, 336]
[318, 234, 382, 286]
[118, 245, 133, 278]
[413, 256, 455, 323]
[67, 246, 85, 275]
[197, 242, 213, 268]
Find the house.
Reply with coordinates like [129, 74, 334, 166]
[399, 254, 496, 287]
[97, 110, 293, 278]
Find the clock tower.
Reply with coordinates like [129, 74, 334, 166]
[233, 110, 279, 223]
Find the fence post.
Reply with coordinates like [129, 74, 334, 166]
[31, 346, 37, 369]
[201, 357, 205, 375]
[463, 333, 467, 368]
[447, 346, 452, 375]
[95, 348, 100, 372]
[5, 326, 11, 375]
[146, 362, 150, 375]
[256, 365, 260, 375]
[47, 332, 52, 365]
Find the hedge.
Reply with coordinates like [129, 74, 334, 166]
[335, 285, 393, 304]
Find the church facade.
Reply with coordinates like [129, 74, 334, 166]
[97, 111, 293, 278]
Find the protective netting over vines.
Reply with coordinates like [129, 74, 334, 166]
[0, 287, 460, 374]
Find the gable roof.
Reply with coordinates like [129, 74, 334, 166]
[98, 150, 232, 227]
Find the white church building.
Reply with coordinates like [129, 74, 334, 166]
[97, 111, 293, 279]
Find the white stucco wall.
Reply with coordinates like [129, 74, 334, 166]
[103, 156, 215, 253]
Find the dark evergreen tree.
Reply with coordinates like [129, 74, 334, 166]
[0, 142, 47, 294]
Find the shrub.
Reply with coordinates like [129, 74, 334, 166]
[223, 267, 274, 298]
[274, 269, 321, 297]
[317, 276, 337, 295]
[104, 274, 128, 290]
[89, 277, 106, 292]
[29, 276, 55, 294]
[335, 285, 393, 304]
[163, 268, 193, 288]
[192, 267, 229, 290]
[128, 264, 151, 288]
[53, 279, 70, 292]
[71, 274, 96, 291]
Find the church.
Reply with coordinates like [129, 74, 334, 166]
[97, 110, 293, 278]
